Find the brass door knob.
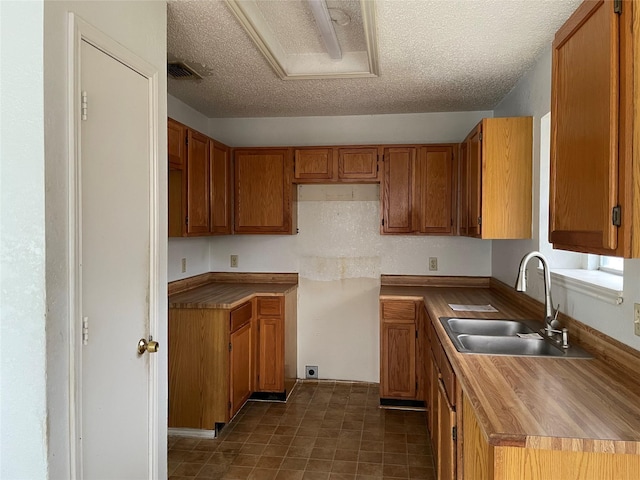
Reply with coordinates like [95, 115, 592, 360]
[137, 338, 159, 355]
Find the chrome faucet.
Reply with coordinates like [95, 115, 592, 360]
[515, 251, 568, 346]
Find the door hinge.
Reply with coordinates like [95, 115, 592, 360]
[612, 205, 622, 227]
[614, 0, 622, 14]
[82, 316, 89, 345]
[229, 342, 232, 352]
[452, 426, 457, 442]
[81, 91, 88, 121]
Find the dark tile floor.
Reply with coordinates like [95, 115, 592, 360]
[168, 381, 436, 480]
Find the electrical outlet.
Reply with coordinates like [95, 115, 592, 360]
[305, 365, 318, 379]
[181, 258, 187, 273]
[428, 257, 438, 271]
[635, 303, 640, 336]
[230, 255, 238, 268]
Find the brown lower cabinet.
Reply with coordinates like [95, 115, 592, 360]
[379, 299, 426, 403]
[169, 293, 297, 431]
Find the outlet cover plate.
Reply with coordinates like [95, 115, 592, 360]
[635, 303, 640, 336]
[230, 255, 238, 268]
[428, 257, 438, 271]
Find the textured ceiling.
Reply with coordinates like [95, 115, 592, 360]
[167, 0, 583, 118]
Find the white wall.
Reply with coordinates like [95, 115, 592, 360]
[167, 95, 212, 281]
[199, 111, 493, 382]
[493, 47, 640, 351]
[0, 1, 48, 478]
[44, 2, 167, 478]
[209, 111, 492, 147]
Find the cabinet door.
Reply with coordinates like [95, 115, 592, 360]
[417, 146, 456, 234]
[186, 130, 210, 235]
[168, 119, 187, 237]
[382, 147, 416, 234]
[294, 148, 333, 180]
[550, 0, 621, 254]
[168, 118, 186, 169]
[234, 149, 294, 234]
[381, 321, 417, 398]
[438, 379, 456, 480]
[210, 140, 232, 234]
[338, 147, 378, 180]
[459, 141, 469, 236]
[467, 126, 482, 238]
[258, 317, 284, 392]
[230, 322, 252, 417]
[429, 353, 439, 458]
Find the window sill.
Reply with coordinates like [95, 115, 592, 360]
[537, 268, 623, 305]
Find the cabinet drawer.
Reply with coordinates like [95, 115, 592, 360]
[230, 302, 252, 332]
[257, 297, 283, 317]
[381, 301, 416, 321]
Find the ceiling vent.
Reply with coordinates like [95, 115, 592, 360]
[168, 62, 204, 80]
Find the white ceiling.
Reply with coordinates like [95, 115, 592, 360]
[167, 0, 582, 118]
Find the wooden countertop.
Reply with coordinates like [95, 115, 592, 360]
[380, 284, 640, 454]
[170, 282, 297, 309]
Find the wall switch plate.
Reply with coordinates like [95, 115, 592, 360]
[428, 257, 438, 271]
[305, 365, 318, 379]
[181, 258, 187, 273]
[635, 303, 640, 336]
[230, 255, 238, 268]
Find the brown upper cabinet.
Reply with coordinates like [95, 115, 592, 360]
[167, 118, 232, 237]
[293, 146, 380, 183]
[459, 117, 533, 239]
[234, 148, 297, 234]
[381, 145, 457, 235]
[550, 0, 637, 257]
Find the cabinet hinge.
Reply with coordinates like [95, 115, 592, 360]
[612, 205, 622, 227]
[415, 381, 418, 391]
[229, 342, 232, 352]
[614, 0, 622, 14]
[185, 134, 188, 146]
[478, 132, 483, 142]
[381, 218, 385, 226]
[452, 426, 457, 442]
[228, 401, 232, 410]
[81, 91, 88, 121]
[185, 216, 189, 226]
[478, 216, 482, 226]
[415, 330, 418, 339]
[293, 159, 296, 174]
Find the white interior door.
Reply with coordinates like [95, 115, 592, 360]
[79, 38, 155, 479]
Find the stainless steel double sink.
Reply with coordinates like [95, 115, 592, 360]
[440, 317, 593, 358]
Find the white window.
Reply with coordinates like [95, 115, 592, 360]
[599, 256, 624, 275]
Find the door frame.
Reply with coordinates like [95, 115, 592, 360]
[67, 13, 161, 479]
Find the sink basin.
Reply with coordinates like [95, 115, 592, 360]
[457, 334, 568, 356]
[439, 317, 593, 359]
[446, 318, 535, 336]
